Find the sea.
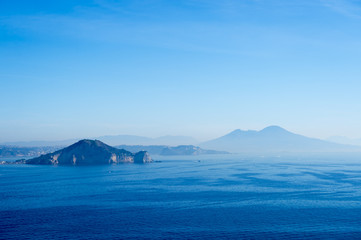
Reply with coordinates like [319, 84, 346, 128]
[1, 153, 361, 239]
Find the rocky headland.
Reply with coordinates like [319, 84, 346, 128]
[23, 139, 152, 165]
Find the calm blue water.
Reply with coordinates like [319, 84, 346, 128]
[1, 154, 361, 239]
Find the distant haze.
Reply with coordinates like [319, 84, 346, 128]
[0, 135, 199, 147]
[327, 136, 361, 146]
[98, 135, 199, 146]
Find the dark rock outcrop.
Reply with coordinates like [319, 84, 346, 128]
[134, 151, 152, 163]
[25, 139, 152, 165]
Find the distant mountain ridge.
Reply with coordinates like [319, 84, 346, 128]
[99, 135, 198, 146]
[0, 146, 60, 158]
[115, 145, 228, 156]
[25, 139, 152, 165]
[1, 135, 199, 147]
[3, 126, 361, 154]
[200, 126, 361, 153]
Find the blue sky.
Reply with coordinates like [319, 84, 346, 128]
[1, 0, 361, 142]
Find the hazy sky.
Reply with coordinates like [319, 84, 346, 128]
[1, 0, 361, 142]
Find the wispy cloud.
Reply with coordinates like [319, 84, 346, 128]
[1, 11, 327, 58]
[0, 0, 356, 56]
[321, 0, 361, 18]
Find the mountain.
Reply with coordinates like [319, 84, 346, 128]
[25, 139, 152, 165]
[115, 145, 228, 155]
[200, 126, 361, 153]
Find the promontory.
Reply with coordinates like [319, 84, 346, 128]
[25, 139, 152, 165]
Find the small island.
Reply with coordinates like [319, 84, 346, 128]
[16, 139, 152, 165]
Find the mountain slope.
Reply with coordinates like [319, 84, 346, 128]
[200, 126, 361, 153]
[26, 139, 152, 165]
[327, 136, 361, 146]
